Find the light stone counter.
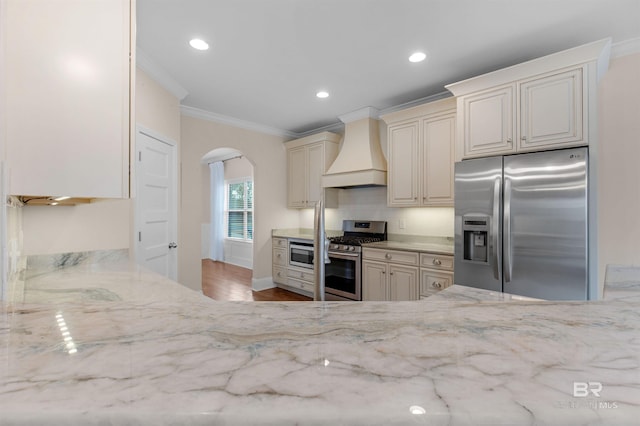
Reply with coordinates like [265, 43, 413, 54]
[1, 254, 639, 425]
[362, 240, 454, 255]
[272, 228, 342, 241]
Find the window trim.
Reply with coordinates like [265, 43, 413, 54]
[224, 176, 253, 242]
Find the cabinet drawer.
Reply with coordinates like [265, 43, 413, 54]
[273, 248, 287, 266]
[287, 278, 314, 293]
[420, 270, 453, 297]
[420, 253, 453, 270]
[362, 248, 419, 266]
[273, 266, 287, 285]
[273, 237, 288, 249]
[287, 267, 314, 282]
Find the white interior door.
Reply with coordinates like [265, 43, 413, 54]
[135, 128, 178, 280]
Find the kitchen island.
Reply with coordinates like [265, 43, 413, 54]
[1, 252, 639, 425]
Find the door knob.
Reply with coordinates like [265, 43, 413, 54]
[168, 242, 178, 249]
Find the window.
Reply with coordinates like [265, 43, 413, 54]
[225, 177, 253, 241]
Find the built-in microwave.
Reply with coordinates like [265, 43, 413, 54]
[289, 239, 314, 269]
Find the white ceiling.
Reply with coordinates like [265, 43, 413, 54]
[136, 0, 640, 136]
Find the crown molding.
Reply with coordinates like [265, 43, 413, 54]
[611, 37, 640, 58]
[180, 105, 298, 139]
[338, 106, 380, 123]
[378, 91, 452, 116]
[136, 48, 189, 101]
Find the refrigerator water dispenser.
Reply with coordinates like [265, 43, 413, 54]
[462, 215, 489, 263]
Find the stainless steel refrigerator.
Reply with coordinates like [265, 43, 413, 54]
[454, 147, 589, 300]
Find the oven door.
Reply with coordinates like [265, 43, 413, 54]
[325, 251, 361, 301]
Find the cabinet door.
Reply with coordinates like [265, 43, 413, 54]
[462, 85, 516, 158]
[306, 143, 324, 207]
[5, 0, 131, 198]
[387, 121, 420, 206]
[388, 265, 419, 301]
[519, 68, 584, 151]
[422, 113, 455, 206]
[362, 260, 388, 301]
[287, 146, 307, 207]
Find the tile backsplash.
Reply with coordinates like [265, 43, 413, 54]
[299, 186, 454, 237]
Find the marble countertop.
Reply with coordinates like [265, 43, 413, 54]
[362, 240, 454, 255]
[272, 228, 342, 241]
[273, 229, 454, 255]
[1, 254, 639, 425]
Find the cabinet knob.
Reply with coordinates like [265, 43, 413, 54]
[385, 253, 392, 260]
[276, 253, 281, 258]
[381, 271, 386, 275]
[433, 259, 442, 266]
[521, 136, 527, 141]
[432, 281, 442, 289]
[507, 138, 513, 143]
[390, 272, 394, 276]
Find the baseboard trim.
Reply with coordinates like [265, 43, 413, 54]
[252, 276, 276, 291]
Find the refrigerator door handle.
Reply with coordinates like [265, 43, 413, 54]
[492, 177, 502, 281]
[504, 177, 513, 283]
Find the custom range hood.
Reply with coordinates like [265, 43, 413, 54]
[322, 107, 387, 188]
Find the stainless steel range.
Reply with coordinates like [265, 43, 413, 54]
[325, 220, 387, 301]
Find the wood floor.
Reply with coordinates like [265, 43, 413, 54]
[202, 259, 312, 301]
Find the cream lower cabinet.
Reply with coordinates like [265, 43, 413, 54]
[383, 98, 456, 207]
[272, 237, 313, 297]
[3, 0, 133, 198]
[419, 252, 454, 299]
[286, 132, 340, 208]
[362, 248, 419, 301]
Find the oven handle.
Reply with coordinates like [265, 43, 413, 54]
[328, 251, 360, 258]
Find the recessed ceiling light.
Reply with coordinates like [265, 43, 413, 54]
[189, 38, 209, 51]
[409, 52, 427, 63]
[316, 91, 329, 99]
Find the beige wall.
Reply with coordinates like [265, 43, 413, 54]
[135, 69, 181, 143]
[598, 53, 640, 288]
[180, 115, 299, 290]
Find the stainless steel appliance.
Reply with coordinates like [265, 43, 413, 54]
[289, 239, 314, 269]
[454, 147, 589, 300]
[325, 220, 387, 301]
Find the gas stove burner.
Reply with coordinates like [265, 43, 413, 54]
[329, 236, 382, 246]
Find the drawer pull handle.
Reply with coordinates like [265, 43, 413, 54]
[432, 281, 442, 289]
[385, 253, 392, 260]
[433, 259, 442, 266]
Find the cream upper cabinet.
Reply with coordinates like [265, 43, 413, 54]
[446, 39, 611, 160]
[422, 112, 456, 205]
[461, 84, 516, 158]
[287, 147, 308, 208]
[3, 0, 133, 198]
[383, 98, 456, 207]
[387, 121, 420, 206]
[285, 132, 340, 209]
[519, 67, 584, 151]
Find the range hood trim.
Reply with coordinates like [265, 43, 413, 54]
[322, 169, 387, 188]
